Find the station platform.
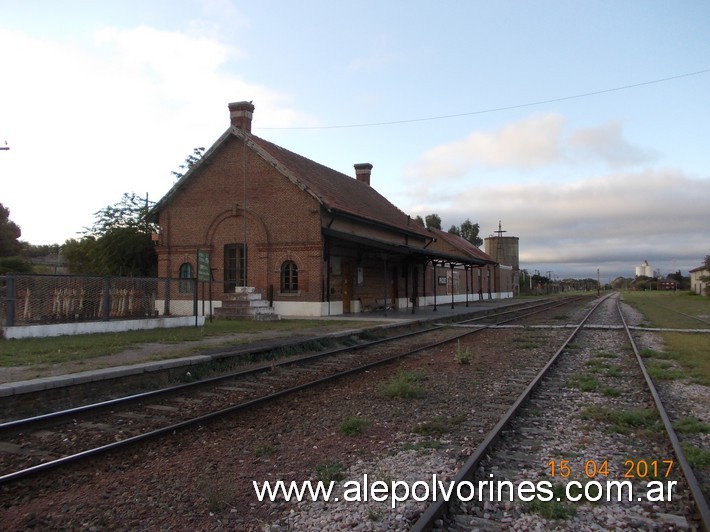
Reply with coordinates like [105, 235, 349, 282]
[0, 298, 523, 399]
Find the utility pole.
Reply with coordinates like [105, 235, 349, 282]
[597, 268, 600, 296]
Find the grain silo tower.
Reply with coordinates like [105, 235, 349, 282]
[485, 221, 520, 294]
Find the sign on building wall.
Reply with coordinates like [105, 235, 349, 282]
[197, 250, 211, 282]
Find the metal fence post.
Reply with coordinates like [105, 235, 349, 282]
[103, 277, 111, 321]
[5, 275, 15, 327]
[164, 277, 171, 316]
[193, 278, 198, 327]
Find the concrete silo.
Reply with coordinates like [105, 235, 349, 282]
[485, 221, 520, 294]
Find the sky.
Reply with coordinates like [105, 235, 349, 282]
[1, 0, 708, 282]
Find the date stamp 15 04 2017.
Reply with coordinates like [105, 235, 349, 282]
[547, 459, 674, 480]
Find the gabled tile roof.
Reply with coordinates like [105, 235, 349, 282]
[151, 127, 430, 240]
[245, 131, 429, 238]
[149, 125, 497, 267]
[429, 228, 496, 264]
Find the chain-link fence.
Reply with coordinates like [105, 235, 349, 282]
[1, 274, 198, 326]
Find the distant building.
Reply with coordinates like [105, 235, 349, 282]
[635, 260, 653, 278]
[657, 278, 678, 291]
[689, 264, 709, 296]
[484, 222, 520, 295]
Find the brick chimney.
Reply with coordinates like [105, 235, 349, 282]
[228, 101, 255, 132]
[354, 163, 373, 186]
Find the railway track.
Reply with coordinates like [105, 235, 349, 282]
[412, 292, 710, 531]
[0, 296, 592, 487]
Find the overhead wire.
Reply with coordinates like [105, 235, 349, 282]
[258, 68, 710, 130]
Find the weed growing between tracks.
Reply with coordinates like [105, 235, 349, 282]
[682, 444, 710, 469]
[377, 369, 425, 399]
[579, 405, 662, 435]
[673, 416, 710, 434]
[526, 483, 577, 520]
[200, 479, 236, 513]
[454, 340, 472, 364]
[339, 416, 371, 436]
[413, 414, 467, 436]
[314, 462, 346, 484]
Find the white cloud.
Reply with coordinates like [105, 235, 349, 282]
[406, 114, 565, 181]
[405, 114, 657, 184]
[408, 169, 709, 278]
[0, 26, 314, 244]
[569, 121, 659, 168]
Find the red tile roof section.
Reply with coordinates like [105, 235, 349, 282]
[429, 228, 495, 263]
[246, 132, 430, 238]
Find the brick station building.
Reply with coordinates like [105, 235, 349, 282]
[149, 101, 512, 317]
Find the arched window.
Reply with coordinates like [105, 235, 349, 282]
[179, 262, 193, 293]
[281, 261, 298, 293]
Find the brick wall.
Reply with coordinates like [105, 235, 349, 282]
[156, 135, 323, 304]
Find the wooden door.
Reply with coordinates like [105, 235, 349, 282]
[342, 262, 352, 313]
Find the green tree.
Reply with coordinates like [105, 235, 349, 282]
[0, 203, 31, 273]
[425, 213, 442, 230]
[459, 219, 483, 247]
[0, 203, 22, 257]
[171, 146, 205, 181]
[447, 219, 483, 247]
[62, 237, 99, 274]
[72, 192, 158, 276]
[87, 192, 154, 236]
[95, 227, 157, 276]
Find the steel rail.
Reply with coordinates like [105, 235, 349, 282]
[1, 296, 584, 433]
[0, 297, 581, 485]
[617, 299, 710, 529]
[410, 292, 614, 531]
[0, 324, 444, 433]
[456, 294, 590, 326]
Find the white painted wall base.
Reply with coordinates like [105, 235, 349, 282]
[2, 316, 205, 340]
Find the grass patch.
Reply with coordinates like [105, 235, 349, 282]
[526, 483, 577, 519]
[601, 386, 621, 397]
[339, 416, 371, 436]
[580, 406, 660, 434]
[314, 462, 346, 484]
[681, 444, 710, 469]
[673, 416, 710, 434]
[0, 318, 376, 367]
[200, 480, 235, 512]
[645, 360, 687, 381]
[254, 444, 278, 457]
[454, 340, 472, 364]
[413, 414, 467, 436]
[569, 373, 600, 392]
[512, 336, 542, 349]
[585, 359, 607, 373]
[605, 365, 623, 378]
[622, 291, 710, 330]
[378, 370, 425, 399]
[622, 292, 710, 384]
[662, 332, 710, 385]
